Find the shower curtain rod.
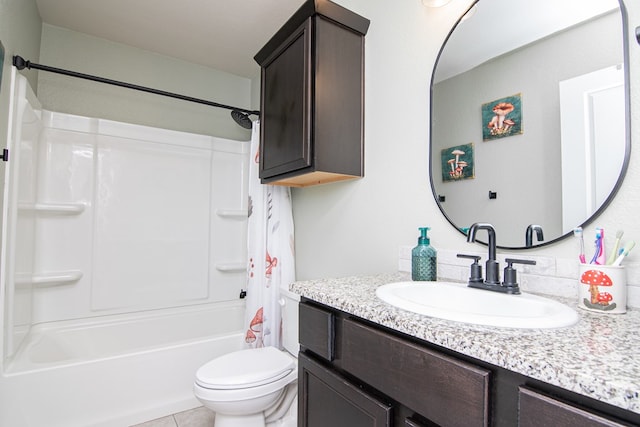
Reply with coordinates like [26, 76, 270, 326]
[12, 55, 260, 117]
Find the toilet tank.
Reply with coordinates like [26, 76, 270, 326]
[280, 284, 300, 357]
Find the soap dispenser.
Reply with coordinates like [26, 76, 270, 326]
[412, 227, 437, 281]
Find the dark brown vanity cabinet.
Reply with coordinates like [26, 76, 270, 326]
[299, 353, 393, 427]
[254, 0, 369, 187]
[518, 387, 632, 427]
[298, 300, 640, 427]
[298, 301, 490, 427]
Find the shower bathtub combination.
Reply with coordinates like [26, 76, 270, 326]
[0, 71, 250, 426]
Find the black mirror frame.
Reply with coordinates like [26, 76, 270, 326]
[428, 0, 632, 250]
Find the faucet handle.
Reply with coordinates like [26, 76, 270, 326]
[502, 258, 536, 291]
[504, 258, 536, 267]
[457, 254, 483, 284]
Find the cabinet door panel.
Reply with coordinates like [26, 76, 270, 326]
[519, 386, 630, 427]
[299, 302, 334, 361]
[342, 318, 490, 427]
[260, 20, 311, 179]
[299, 352, 392, 427]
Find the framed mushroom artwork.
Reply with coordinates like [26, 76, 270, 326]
[441, 143, 475, 182]
[482, 93, 523, 141]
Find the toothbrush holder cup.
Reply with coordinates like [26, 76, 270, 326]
[578, 264, 627, 314]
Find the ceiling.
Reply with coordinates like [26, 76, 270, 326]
[35, 0, 306, 79]
[435, 0, 620, 82]
[34, 0, 620, 83]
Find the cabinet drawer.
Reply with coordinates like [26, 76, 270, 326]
[519, 386, 629, 427]
[299, 352, 392, 427]
[299, 302, 334, 361]
[342, 318, 490, 427]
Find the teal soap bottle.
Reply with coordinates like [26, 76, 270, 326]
[412, 227, 437, 281]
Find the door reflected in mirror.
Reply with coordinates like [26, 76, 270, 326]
[430, 0, 630, 249]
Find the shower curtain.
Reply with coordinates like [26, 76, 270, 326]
[244, 121, 296, 349]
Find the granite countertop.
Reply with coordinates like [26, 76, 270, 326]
[290, 272, 640, 415]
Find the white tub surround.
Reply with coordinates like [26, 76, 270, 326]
[1, 72, 250, 426]
[290, 273, 640, 415]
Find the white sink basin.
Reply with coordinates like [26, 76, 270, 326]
[376, 281, 579, 329]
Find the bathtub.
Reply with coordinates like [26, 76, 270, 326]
[0, 301, 245, 427]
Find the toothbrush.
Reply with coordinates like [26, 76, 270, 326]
[612, 241, 636, 266]
[596, 227, 606, 265]
[589, 228, 603, 264]
[606, 230, 624, 265]
[574, 227, 586, 264]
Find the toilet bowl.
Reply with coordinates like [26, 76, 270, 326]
[193, 285, 300, 427]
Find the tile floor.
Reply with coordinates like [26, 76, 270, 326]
[131, 406, 214, 427]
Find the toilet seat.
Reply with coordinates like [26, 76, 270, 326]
[196, 346, 295, 390]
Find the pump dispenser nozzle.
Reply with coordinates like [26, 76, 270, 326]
[418, 227, 431, 244]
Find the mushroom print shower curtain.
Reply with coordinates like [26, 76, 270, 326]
[244, 121, 296, 349]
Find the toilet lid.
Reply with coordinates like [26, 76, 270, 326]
[196, 346, 295, 389]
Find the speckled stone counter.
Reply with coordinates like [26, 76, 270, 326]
[290, 273, 640, 415]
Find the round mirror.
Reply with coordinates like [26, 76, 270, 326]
[430, 0, 630, 249]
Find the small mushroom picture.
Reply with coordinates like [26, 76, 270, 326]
[446, 149, 468, 179]
[481, 94, 523, 141]
[441, 143, 474, 182]
[580, 269, 617, 311]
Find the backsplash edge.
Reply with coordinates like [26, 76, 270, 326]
[398, 246, 640, 309]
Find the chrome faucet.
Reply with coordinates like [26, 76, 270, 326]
[467, 223, 499, 285]
[525, 224, 544, 247]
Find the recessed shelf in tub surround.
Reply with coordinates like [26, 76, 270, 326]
[14, 270, 83, 286]
[17, 201, 86, 214]
[216, 209, 248, 219]
[214, 209, 248, 273]
[215, 263, 246, 273]
[290, 272, 640, 415]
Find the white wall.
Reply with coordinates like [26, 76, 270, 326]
[292, 0, 640, 286]
[37, 24, 254, 141]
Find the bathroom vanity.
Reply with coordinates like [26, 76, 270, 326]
[293, 274, 640, 426]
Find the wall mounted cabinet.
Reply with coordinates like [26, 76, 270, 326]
[254, 0, 369, 187]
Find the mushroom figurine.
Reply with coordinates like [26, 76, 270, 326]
[580, 269, 614, 309]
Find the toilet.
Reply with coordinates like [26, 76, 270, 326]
[194, 284, 300, 427]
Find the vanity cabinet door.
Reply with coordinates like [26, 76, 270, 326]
[299, 352, 392, 427]
[299, 302, 334, 361]
[518, 386, 630, 427]
[341, 318, 490, 427]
